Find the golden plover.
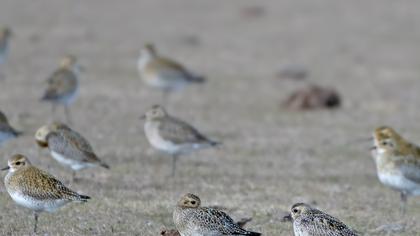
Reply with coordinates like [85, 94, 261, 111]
[141, 105, 219, 176]
[41, 55, 82, 124]
[371, 126, 420, 214]
[2, 154, 90, 233]
[283, 203, 358, 236]
[137, 44, 205, 100]
[35, 122, 109, 181]
[173, 193, 261, 236]
[0, 110, 21, 145]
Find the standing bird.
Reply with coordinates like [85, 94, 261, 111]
[137, 44, 205, 102]
[141, 105, 220, 176]
[41, 55, 82, 124]
[35, 122, 109, 182]
[283, 203, 358, 236]
[173, 193, 261, 236]
[0, 27, 12, 80]
[371, 126, 420, 214]
[0, 110, 21, 145]
[2, 154, 90, 233]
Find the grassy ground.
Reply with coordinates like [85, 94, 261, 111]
[0, 0, 419, 235]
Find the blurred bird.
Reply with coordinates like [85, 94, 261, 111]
[41, 55, 82, 124]
[173, 193, 261, 236]
[371, 126, 420, 214]
[35, 122, 109, 182]
[137, 44, 205, 101]
[141, 105, 220, 176]
[283, 203, 358, 236]
[0, 27, 12, 80]
[0, 110, 21, 145]
[2, 154, 90, 233]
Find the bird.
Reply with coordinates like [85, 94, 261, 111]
[283, 203, 358, 236]
[35, 122, 109, 182]
[2, 154, 90, 233]
[0, 27, 12, 80]
[371, 126, 420, 214]
[141, 105, 220, 176]
[137, 43, 205, 102]
[0, 110, 21, 145]
[41, 55, 82, 124]
[173, 193, 261, 236]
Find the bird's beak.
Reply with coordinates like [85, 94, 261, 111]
[139, 115, 146, 120]
[1, 166, 10, 171]
[370, 146, 377, 151]
[282, 213, 292, 222]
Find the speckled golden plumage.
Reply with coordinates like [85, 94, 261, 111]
[2, 154, 90, 233]
[173, 193, 260, 236]
[283, 203, 358, 236]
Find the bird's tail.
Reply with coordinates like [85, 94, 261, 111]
[78, 194, 91, 202]
[100, 161, 110, 169]
[12, 129, 23, 137]
[245, 231, 261, 236]
[209, 140, 222, 147]
[189, 75, 206, 83]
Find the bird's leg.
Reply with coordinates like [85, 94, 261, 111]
[33, 212, 39, 233]
[72, 170, 77, 183]
[64, 105, 72, 125]
[171, 154, 179, 177]
[400, 192, 407, 215]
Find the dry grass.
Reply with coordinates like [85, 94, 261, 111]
[0, 0, 419, 235]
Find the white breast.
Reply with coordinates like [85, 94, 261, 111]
[9, 191, 68, 212]
[51, 151, 91, 171]
[144, 122, 181, 155]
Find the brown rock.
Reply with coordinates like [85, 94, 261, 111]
[283, 85, 341, 110]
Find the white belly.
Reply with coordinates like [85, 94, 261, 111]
[144, 123, 181, 154]
[51, 151, 91, 171]
[9, 191, 68, 212]
[378, 172, 420, 195]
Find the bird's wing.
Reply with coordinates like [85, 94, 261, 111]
[311, 214, 359, 236]
[43, 69, 77, 99]
[47, 130, 101, 164]
[148, 57, 197, 82]
[397, 145, 420, 184]
[192, 207, 252, 235]
[19, 167, 84, 201]
[159, 117, 210, 145]
[398, 159, 420, 184]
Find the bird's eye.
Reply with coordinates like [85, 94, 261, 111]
[292, 209, 298, 213]
[15, 161, 21, 165]
[381, 141, 387, 146]
[191, 201, 196, 205]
